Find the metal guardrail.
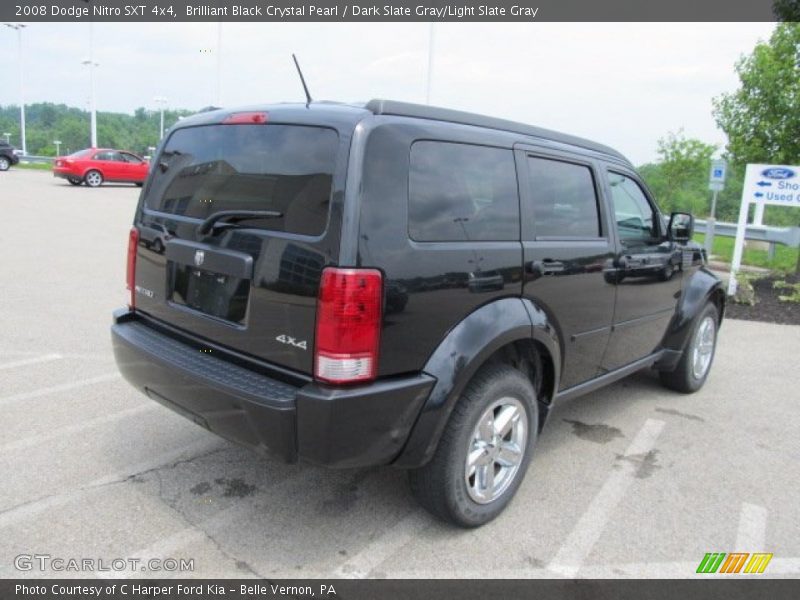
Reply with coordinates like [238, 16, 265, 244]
[695, 219, 800, 249]
[18, 155, 54, 165]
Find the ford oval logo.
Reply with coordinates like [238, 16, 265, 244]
[761, 167, 796, 180]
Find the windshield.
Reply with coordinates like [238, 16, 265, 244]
[144, 124, 339, 236]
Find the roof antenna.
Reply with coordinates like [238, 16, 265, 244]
[292, 54, 313, 107]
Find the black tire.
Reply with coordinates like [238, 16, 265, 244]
[0, 156, 10, 171]
[84, 170, 103, 187]
[67, 177, 82, 186]
[659, 262, 675, 281]
[408, 363, 538, 527]
[659, 302, 719, 393]
[152, 239, 164, 254]
[135, 182, 143, 187]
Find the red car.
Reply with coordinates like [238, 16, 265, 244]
[53, 148, 149, 187]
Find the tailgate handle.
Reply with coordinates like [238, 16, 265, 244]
[165, 240, 254, 279]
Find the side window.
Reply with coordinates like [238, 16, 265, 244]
[408, 141, 519, 242]
[94, 151, 113, 161]
[121, 152, 143, 164]
[607, 172, 658, 243]
[526, 156, 601, 238]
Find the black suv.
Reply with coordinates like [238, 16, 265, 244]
[112, 100, 724, 527]
[0, 142, 20, 171]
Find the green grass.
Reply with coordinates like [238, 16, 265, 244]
[14, 161, 52, 171]
[694, 233, 799, 274]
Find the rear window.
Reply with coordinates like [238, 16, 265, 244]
[408, 141, 519, 242]
[145, 124, 339, 236]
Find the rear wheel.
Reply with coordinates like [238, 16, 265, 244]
[67, 177, 82, 186]
[84, 170, 103, 187]
[409, 363, 538, 527]
[0, 156, 10, 171]
[659, 302, 718, 393]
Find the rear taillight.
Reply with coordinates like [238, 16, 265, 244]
[314, 268, 383, 384]
[126, 228, 139, 309]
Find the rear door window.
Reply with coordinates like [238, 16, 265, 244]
[145, 124, 339, 236]
[408, 141, 519, 242]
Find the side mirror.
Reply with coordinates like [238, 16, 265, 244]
[668, 212, 694, 243]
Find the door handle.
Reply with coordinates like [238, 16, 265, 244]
[527, 259, 565, 276]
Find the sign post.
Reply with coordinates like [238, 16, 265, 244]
[728, 163, 800, 295]
[705, 159, 727, 256]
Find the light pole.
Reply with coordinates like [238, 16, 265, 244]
[215, 22, 222, 106]
[82, 22, 99, 148]
[425, 23, 435, 104]
[153, 96, 168, 139]
[4, 23, 27, 155]
[54, 140, 62, 157]
[82, 58, 99, 147]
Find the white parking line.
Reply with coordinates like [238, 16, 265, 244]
[0, 353, 62, 370]
[1, 403, 155, 453]
[333, 511, 432, 578]
[547, 418, 666, 578]
[0, 373, 121, 408]
[735, 502, 768, 551]
[0, 437, 223, 529]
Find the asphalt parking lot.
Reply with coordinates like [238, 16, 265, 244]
[1, 167, 799, 579]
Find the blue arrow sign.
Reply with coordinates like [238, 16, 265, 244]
[754, 192, 764, 198]
[756, 181, 772, 187]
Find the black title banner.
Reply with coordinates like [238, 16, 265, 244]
[2, 0, 783, 22]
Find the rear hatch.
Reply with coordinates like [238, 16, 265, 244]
[131, 108, 353, 375]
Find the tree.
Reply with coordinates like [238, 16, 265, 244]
[713, 23, 800, 226]
[712, 23, 800, 166]
[773, 0, 800, 21]
[639, 131, 717, 216]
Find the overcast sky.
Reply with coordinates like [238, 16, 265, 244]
[0, 22, 776, 164]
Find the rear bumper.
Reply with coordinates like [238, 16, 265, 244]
[111, 310, 435, 468]
[53, 168, 78, 180]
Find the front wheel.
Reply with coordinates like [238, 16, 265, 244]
[84, 170, 103, 187]
[0, 156, 10, 171]
[409, 363, 538, 527]
[659, 302, 719, 393]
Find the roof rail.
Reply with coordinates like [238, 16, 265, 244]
[365, 99, 629, 163]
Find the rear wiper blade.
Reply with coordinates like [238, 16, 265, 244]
[197, 210, 283, 235]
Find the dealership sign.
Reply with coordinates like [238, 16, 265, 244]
[728, 163, 800, 295]
[743, 163, 800, 208]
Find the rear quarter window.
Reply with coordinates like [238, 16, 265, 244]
[408, 141, 519, 242]
[145, 124, 339, 237]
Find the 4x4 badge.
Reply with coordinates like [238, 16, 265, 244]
[276, 334, 307, 350]
[194, 250, 205, 267]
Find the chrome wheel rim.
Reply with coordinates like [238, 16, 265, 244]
[86, 172, 101, 186]
[0, 157, 9, 170]
[691, 316, 716, 380]
[465, 397, 527, 504]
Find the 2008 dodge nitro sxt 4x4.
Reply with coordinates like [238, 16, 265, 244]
[112, 100, 724, 527]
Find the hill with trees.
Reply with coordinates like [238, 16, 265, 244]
[0, 102, 194, 157]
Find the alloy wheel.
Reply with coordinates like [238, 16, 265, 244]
[464, 397, 527, 504]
